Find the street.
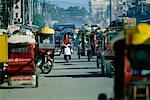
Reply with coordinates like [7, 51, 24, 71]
[0, 0, 150, 100]
[0, 54, 113, 100]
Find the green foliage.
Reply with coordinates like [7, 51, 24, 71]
[0, 0, 12, 28]
[33, 13, 45, 28]
[66, 6, 88, 17]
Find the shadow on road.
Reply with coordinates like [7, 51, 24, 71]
[54, 61, 67, 63]
[54, 60, 96, 63]
[53, 67, 98, 70]
[44, 71, 105, 78]
[0, 86, 26, 89]
[70, 60, 96, 62]
[62, 63, 75, 65]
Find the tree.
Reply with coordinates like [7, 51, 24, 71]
[33, 13, 45, 28]
[0, 0, 12, 28]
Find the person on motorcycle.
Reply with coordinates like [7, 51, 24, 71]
[62, 34, 70, 45]
[61, 33, 72, 60]
[61, 34, 70, 52]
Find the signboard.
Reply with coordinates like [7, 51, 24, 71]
[124, 18, 136, 29]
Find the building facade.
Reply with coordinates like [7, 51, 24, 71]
[89, 0, 125, 26]
[90, 0, 109, 15]
[10, 0, 33, 25]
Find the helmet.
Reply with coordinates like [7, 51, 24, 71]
[132, 23, 150, 45]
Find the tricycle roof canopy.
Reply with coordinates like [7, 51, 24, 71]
[8, 34, 36, 44]
[0, 29, 8, 35]
[38, 27, 55, 35]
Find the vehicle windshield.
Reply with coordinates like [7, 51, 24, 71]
[40, 35, 53, 44]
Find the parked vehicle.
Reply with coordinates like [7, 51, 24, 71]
[35, 27, 55, 74]
[124, 23, 150, 99]
[95, 32, 112, 77]
[77, 24, 96, 61]
[104, 31, 119, 59]
[0, 29, 8, 86]
[99, 23, 150, 100]
[6, 34, 38, 87]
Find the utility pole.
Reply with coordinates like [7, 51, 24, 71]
[42, 0, 46, 26]
[140, 0, 146, 13]
[109, 0, 112, 22]
[106, 0, 112, 23]
[123, 0, 127, 17]
[22, 0, 25, 25]
[28, 0, 33, 25]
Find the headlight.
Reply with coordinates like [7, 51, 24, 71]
[47, 51, 52, 55]
[37, 60, 42, 66]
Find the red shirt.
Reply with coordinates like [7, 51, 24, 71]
[63, 38, 70, 44]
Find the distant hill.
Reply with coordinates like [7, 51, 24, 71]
[46, 0, 89, 10]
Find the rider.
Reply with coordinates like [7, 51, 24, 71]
[95, 27, 105, 74]
[61, 33, 71, 54]
[62, 34, 70, 45]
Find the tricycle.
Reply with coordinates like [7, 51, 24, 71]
[104, 31, 119, 59]
[99, 23, 150, 100]
[1, 33, 38, 87]
[77, 24, 96, 61]
[35, 27, 55, 74]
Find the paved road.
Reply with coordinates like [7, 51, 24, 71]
[0, 54, 114, 100]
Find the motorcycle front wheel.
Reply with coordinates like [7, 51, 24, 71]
[41, 61, 53, 74]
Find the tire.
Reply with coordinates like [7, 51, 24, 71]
[0, 66, 4, 84]
[97, 61, 100, 68]
[78, 51, 81, 59]
[41, 61, 53, 74]
[105, 62, 112, 77]
[77, 50, 80, 59]
[87, 53, 91, 61]
[101, 64, 105, 76]
[78, 54, 80, 59]
[97, 56, 101, 68]
[66, 56, 69, 63]
[35, 75, 38, 88]
[7, 76, 12, 86]
[32, 75, 38, 88]
[88, 55, 90, 61]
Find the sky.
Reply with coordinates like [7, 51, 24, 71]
[46, 0, 90, 10]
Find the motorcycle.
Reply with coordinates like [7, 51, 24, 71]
[36, 51, 53, 74]
[63, 44, 71, 63]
